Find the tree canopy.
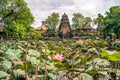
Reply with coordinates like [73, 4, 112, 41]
[45, 12, 59, 31]
[0, 0, 38, 39]
[72, 13, 92, 29]
[96, 6, 120, 38]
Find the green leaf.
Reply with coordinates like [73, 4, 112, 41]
[101, 50, 120, 61]
[101, 49, 109, 57]
[41, 47, 50, 55]
[0, 0, 34, 39]
[5, 49, 22, 59]
[78, 73, 93, 80]
[5, 49, 17, 59]
[89, 69, 98, 77]
[2, 60, 12, 70]
[111, 52, 120, 59]
[98, 71, 110, 78]
[48, 73, 56, 79]
[0, 71, 9, 78]
[94, 58, 110, 67]
[108, 55, 119, 61]
[15, 49, 23, 58]
[28, 49, 40, 57]
[86, 66, 93, 73]
[29, 57, 40, 65]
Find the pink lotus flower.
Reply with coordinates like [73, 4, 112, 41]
[76, 39, 84, 45]
[53, 54, 64, 61]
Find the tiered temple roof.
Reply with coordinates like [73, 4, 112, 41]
[59, 13, 71, 34]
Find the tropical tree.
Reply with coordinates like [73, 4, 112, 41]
[83, 17, 92, 27]
[0, 0, 34, 39]
[72, 13, 92, 29]
[95, 14, 104, 26]
[45, 12, 59, 31]
[96, 6, 120, 38]
[103, 6, 120, 38]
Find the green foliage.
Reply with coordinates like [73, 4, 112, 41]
[113, 40, 120, 51]
[95, 14, 104, 26]
[0, 39, 120, 79]
[0, 71, 9, 79]
[86, 48, 98, 55]
[101, 49, 120, 61]
[29, 57, 40, 65]
[26, 27, 42, 40]
[0, 0, 35, 39]
[78, 73, 93, 80]
[45, 12, 59, 31]
[2, 60, 12, 70]
[84, 40, 108, 49]
[28, 49, 40, 57]
[5, 49, 22, 59]
[101, 49, 109, 58]
[72, 13, 92, 29]
[13, 72, 26, 80]
[96, 6, 120, 38]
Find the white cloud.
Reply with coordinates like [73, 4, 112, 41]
[25, 0, 120, 28]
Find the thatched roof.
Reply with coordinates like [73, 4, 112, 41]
[36, 25, 47, 31]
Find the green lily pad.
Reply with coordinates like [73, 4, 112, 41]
[48, 73, 56, 79]
[78, 73, 93, 80]
[0, 71, 8, 78]
[29, 57, 40, 65]
[2, 60, 12, 70]
[5, 49, 22, 59]
[28, 49, 40, 57]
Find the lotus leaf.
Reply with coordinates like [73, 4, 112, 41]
[15, 49, 22, 58]
[29, 57, 40, 65]
[28, 49, 40, 57]
[78, 73, 93, 80]
[98, 71, 109, 78]
[46, 65, 56, 70]
[41, 47, 50, 54]
[0, 71, 9, 78]
[86, 48, 98, 55]
[5, 49, 22, 59]
[87, 58, 110, 67]
[94, 58, 110, 67]
[86, 66, 93, 72]
[108, 56, 119, 61]
[2, 60, 12, 70]
[102, 50, 120, 61]
[48, 73, 56, 79]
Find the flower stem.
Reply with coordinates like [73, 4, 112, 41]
[44, 60, 47, 80]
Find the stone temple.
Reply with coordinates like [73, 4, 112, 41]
[58, 13, 73, 38]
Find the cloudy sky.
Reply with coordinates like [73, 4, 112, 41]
[25, 0, 120, 28]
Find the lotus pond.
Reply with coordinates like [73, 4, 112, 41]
[0, 39, 120, 80]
